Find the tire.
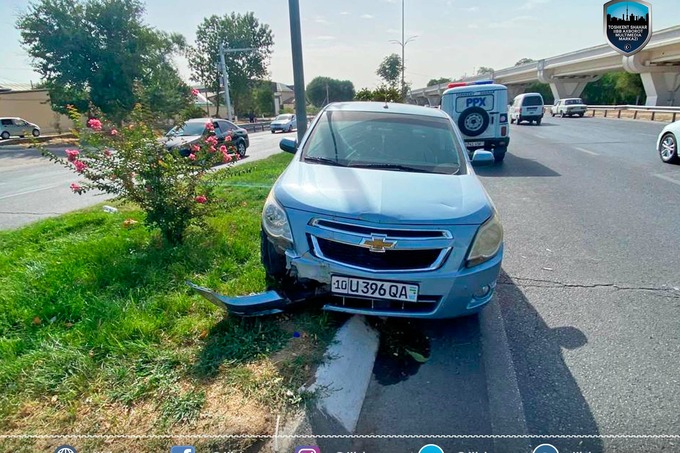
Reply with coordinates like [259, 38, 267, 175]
[659, 132, 680, 164]
[260, 229, 287, 279]
[458, 107, 490, 137]
[1, 131, 9, 140]
[19, 135, 25, 138]
[536, 118, 542, 126]
[516, 117, 522, 125]
[578, 113, 584, 118]
[32, 129, 40, 137]
[236, 139, 247, 157]
[493, 146, 507, 163]
[271, 130, 275, 134]
[551, 112, 556, 117]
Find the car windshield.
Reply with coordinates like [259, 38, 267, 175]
[565, 99, 584, 105]
[523, 96, 543, 106]
[275, 114, 293, 121]
[302, 110, 463, 175]
[171, 122, 207, 136]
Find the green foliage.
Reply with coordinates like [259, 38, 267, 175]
[354, 85, 403, 103]
[189, 13, 274, 117]
[253, 82, 275, 116]
[514, 58, 535, 66]
[525, 82, 554, 105]
[582, 72, 645, 105]
[427, 77, 452, 87]
[42, 105, 240, 245]
[477, 66, 495, 76]
[306, 76, 356, 107]
[17, 0, 190, 123]
[355, 88, 374, 101]
[377, 53, 403, 89]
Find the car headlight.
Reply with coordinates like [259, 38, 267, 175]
[262, 192, 293, 244]
[466, 212, 503, 267]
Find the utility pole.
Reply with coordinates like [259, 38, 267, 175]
[289, 0, 307, 141]
[389, 0, 417, 99]
[218, 44, 257, 121]
[325, 83, 329, 106]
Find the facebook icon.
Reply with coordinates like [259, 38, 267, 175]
[170, 446, 195, 453]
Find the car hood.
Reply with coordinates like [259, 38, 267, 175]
[271, 120, 291, 126]
[164, 135, 202, 148]
[275, 161, 493, 225]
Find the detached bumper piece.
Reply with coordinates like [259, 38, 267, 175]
[186, 281, 289, 317]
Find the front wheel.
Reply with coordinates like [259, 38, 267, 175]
[659, 133, 680, 164]
[32, 129, 40, 137]
[536, 118, 542, 126]
[237, 140, 247, 157]
[578, 113, 584, 118]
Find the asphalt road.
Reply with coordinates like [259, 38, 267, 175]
[347, 116, 680, 453]
[0, 129, 293, 230]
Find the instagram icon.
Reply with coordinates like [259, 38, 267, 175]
[295, 447, 321, 453]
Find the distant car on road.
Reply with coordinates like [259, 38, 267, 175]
[551, 98, 587, 117]
[164, 118, 249, 157]
[0, 117, 40, 139]
[510, 93, 545, 125]
[657, 121, 680, 164]
[270, 114, 297, 133]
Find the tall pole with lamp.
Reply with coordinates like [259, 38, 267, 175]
[389, 0, 417, 99]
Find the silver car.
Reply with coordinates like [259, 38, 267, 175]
[0, 117, 41, 139]
[270, 114, 297, 133]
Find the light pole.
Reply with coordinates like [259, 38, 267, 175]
[218, 44, 256, 121]
[389, 0, 417, 97]
[288, 0, 307, 141]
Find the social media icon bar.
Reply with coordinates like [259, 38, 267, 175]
[418, 444, 444, 453]
[533, 444, 559, 453]
[170, 446, 195, 453]
[295, 447, 321, 453]
[54, 446, 77, 453]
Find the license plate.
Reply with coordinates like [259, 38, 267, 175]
[331, 275, 419, 302]
[466, 141, 484, 147]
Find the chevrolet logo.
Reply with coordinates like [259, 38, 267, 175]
[360, 235, 397, 253]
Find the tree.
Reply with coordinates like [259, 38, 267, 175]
[189, 13, 274, 117]
[427, 78, 452, 87]
[18, 0, 190, 123]
[376, 53, 403, 89]
[355, 88, 374, 101]
[477, 66, 494, 76]
[253, 83, 275, 116]
[306, 76, 356, 107]
[353, 85, 401, 103]
[514, 58, 535, 66]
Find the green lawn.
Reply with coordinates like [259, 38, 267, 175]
[0, 153, 340, 452]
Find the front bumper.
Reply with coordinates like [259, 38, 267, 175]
[270, 124, 290, 131]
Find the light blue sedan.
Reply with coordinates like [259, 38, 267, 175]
[191, 102, 503, 319]
[270, 114, 297, 133]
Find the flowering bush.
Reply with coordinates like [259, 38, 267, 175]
[43, 104, 240, 244]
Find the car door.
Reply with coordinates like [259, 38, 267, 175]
[1, 119, 13, 135]
[13, 119, 29, 136]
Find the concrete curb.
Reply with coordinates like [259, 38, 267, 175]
[479, 299, 532, 453]
[268, 315, 380, 452]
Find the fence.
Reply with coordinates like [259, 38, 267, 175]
[584, 105, 680, 122]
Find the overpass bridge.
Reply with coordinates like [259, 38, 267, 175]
[410, 25, 680, 107]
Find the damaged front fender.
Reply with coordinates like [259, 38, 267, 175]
[186, 281, 289, 317]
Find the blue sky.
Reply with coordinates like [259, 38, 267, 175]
[607, 1, 650, 18]
[1, 0, 679, 90]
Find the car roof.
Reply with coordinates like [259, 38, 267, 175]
[184, 117, 228, 123]
[324, 101, 450, 119]
[563, 97, 583, 101]
[0, 117, 21, 120]
[443, 83, 507, 95]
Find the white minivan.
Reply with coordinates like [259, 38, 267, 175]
[440, 81, 510, 163]
[509, 93, 545, 125]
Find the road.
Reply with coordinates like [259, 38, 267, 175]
[343, 116, 680, 453]
[0, 129, 291, 230]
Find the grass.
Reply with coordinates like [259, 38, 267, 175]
[0, 152, 342, 452]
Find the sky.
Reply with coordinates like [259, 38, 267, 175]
[2, 0, 680, 90]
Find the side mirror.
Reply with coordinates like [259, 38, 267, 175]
[471, 150, 495, 167]
[279, 138, 297, 154]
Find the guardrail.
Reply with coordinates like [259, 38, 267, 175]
[238, 121, 271, 132]
[585, 105, 680, 122]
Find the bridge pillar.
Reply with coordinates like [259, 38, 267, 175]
[426, 95, 441, 107]
[538, 62, 600, 100]
[623, 54, 680, 106]
[506, 84, 529, 100]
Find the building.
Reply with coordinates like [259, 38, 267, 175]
[0, 88, 75, 134]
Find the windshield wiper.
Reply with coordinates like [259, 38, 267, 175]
[304, 156, 347, 167]
[348, 163, 432, 173]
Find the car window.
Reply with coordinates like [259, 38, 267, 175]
[302, 110, 464, 175]
[0, 119, 12, 126]
[522, 96, 543, 106]
[173, 121, 207, 136]
[275, 114, 293, 121]
[565, 99, 584, 105]
[14, 120, 27, 126]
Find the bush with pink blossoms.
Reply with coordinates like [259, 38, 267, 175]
[42, 104, 240, 244]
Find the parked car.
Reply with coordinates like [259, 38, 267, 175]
[164, 118, 249, 157]
[551, 98, 587, 117]
[191, 102, 504, 319]
[0, 117, 41, 139]
[270, 114, 297, 133]
[657, 120, 680, 164]
[509, 93, 545, 125]
[440, 80, 510, 163]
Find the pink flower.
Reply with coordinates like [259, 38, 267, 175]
[219, 145, 227, 153]
[87, 118, 102, 131]
[111, 129, 118, 136]
[65, 149, 80, 162]
[195, 195, 207, 204]
[191, 88, 199, 96]
[104, 149, 112, 157]
[191, 144, 200, 152]
[70, 183, 82, 193]
[205, 121, 215, 131]
[205, 135, 218, 146]
[225, 135, 232, 142]
[222, 152, 232, 163]
[189, 153, 196, 161]
[209, 145, 216, 153]
[73, 160, 87, 173]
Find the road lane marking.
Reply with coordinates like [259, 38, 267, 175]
[574, 147, 599, 156]
[653, 173, 680, 186]
[0, 183, 64, 201]
[534, 133, 547, 139]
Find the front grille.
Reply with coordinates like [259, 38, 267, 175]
[314, 219, 448, 238]
[314, 237, 441, 271]
[325, 295, 440, 314]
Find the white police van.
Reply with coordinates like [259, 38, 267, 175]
[440, 81, 510, 163]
